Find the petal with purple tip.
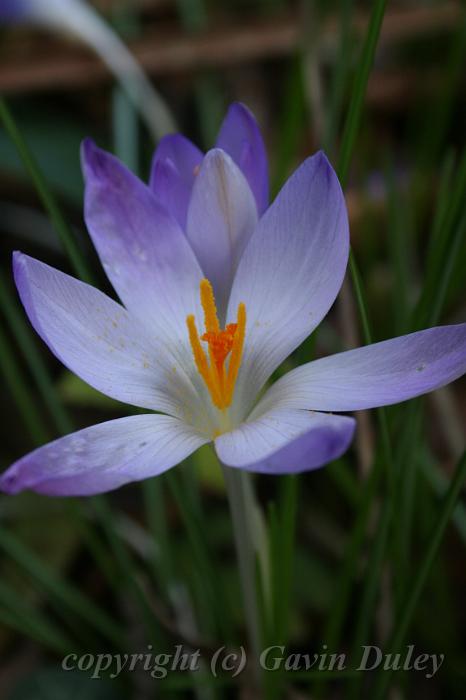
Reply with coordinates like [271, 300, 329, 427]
[255, 324, 466, 414]
[0, 414, 208, 496]
[186, 148, 258, 317]
[13, 253, 203, 419]
[81, 138, 204, 343]
[215, 408, 355, 474]
[227, 151, 349, 420]
[216, 102, 269, 214]
[149, 133, 203, 230]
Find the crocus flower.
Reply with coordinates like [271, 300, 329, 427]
[0, 0, 176, 140]
[1, 103, 465, 496]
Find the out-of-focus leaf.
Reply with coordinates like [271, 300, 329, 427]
[193, 444, 224, 493]
[0, 106, 85, 205]
[8, 667, 124, 700]
[58, 372, 124, 410]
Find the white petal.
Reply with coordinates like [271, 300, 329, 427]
[186, 148, 258, 319]
[1, 414, 208, 496]
[226, 152, 349, 420]
[215, 408, 355, 473]
[254, 324, 466, 413]
[14, 253, 206, 422]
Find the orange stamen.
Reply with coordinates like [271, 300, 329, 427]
[224, 303, 246, 406]
[186, 314, 223, 408]
[200, 279, 220, 334]
[187, 279, 246, 410]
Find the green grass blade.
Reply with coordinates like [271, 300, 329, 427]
[312, 459, 382, 699]
[323, 0, 354, 156]
[334, 0, 393, 495]
[412, 148, 466, 330]
[327, 458, 360, 509]
[91, 495, 166, 647]
[421, 452, 466, 545]
[393, 400, 424, 597]
[176, 0, 223, 146]
[352, 165, 466, 657]
[270, 476, 298, 642]
[272, 57, 307, 195]
[395, 163, 466, 600]
[265, 476, 298, 698]
[372, 450, 466, 700]
[0, 527, 124, 648]
[166, 468, 227, 639]
[414, 13, 466, 169]
[385, 162, 411, 335]
[346, 253, 373, 343]
[337, 0, 387, 187]
[313, 5, 391, 694]
[112, 88, 140, 173]
[0, 271, 73, 435]
[66, 500, 121, 588]
[425, 151, 455, 268]
[0, 324, 50, 445]
[347, 253, 394, 493]
[0, 581, 75, 654]
[143, 478, 175, 594]
[0, 97, 93, 284]
[0, 607, 72, 656]
[428, 211, 466, 326]
[348, 500, 392, 699]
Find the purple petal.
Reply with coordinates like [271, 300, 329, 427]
[13, 253, 201, 418]
[186, 148, 258, 317]
[215, 408, 355, 474]
[255, 324, 466, 413]
[227, 151, 349, 421]
[0, 0, 28, 21]
[81, 138, 204, 343]
[149, 133, 203, 230]
[216, 102, 269, 214]
[0, 414, 208, 496]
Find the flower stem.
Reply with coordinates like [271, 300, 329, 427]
[221, 465, 263, 674]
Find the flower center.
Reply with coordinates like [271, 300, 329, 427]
[186, 279, 246, 410]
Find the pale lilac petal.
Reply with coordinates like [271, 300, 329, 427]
[149, 133, 203, 230]
[216, 102, 269, 214]
[215, 408, 355, 474]
[227, 152, 349, 421]
[255, 324, 466, 414]
[13, 253, 203, 419]
[186, 148, 258, 317]
[0, 414, 208, 496]
[82, 138, 204, 342]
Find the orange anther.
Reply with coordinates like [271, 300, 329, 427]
[187, 279, 246, 410]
